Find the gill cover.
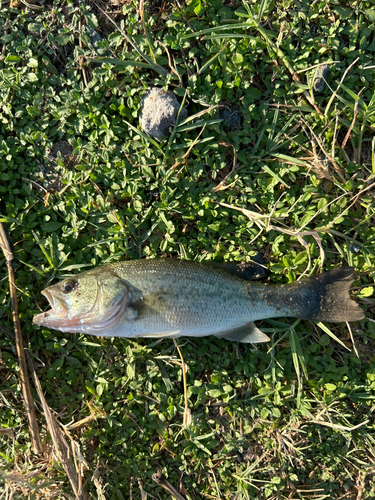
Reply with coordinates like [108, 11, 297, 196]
[33, 269, 129, 334]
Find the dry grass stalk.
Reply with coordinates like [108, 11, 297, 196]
[152, 471, 187, 500]
[26, 351, 89, 500]
[173, 339, 192, 426]
[211, 141, 238, 192]
[78, 18, 89, 88]
[0, 223, 42, 455]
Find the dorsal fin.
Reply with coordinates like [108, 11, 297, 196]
[214, 253, 267, 280]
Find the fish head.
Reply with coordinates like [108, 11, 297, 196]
[33, 268, 130, 334]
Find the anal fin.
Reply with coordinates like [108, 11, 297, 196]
[214, 322, 270, 343]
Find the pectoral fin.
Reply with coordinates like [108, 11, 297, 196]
[215, 322, 270, 343]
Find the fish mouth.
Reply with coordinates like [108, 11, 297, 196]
[33, 289, 69, 327]
[43, 289, 69, 316]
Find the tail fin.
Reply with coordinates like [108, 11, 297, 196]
[297, 267, 364, 323]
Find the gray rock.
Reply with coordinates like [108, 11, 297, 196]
[140, 88, 187, 140]
[51, 140, 72, 159]
[219, 104, 243, 131]
[313, 64, 330, 92]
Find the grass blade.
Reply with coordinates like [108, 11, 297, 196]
[261, 164, 291, 188]
[19, 260, 45, 276]
[289, 326, 309, 379]
[32, 231, 54, 269]
[86, 57, 155, 69]
[203, 34, 264, 47]
[90, 0, 168, 78]
[177, 118, 222, 132]
[337, 81, 366, 105]
[181, 23, 255, 40]
[289, 327, 307, 408]
[123, 119, 166, 155]
[197, 42, 227, 75]
[178, 105, 217, 126]
[271, 153, 309, 167]
[58, 263, 94, 271]
[170, 136, 215, 150]
[258, 0, 270, 21]
[317, 322, 351, 350]
[266, 107, 279, 152]
[87, 238, 128, 247]
[140, 0, 157, 64]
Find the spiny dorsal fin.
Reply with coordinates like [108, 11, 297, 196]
[214, 253, 267, 281]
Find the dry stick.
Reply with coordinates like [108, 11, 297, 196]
[211, 141, 238, 192]
[346, 321, 359, 359]
[341, 100, 358, 151]
[0, 223, 42, 455]
[172, 124, 207, 173]
[19, 0, 44, 9]
[152, 471, 187, 500]
[306, 418, 370, 433]
[25, 350, 89, 500]
[325, 57, 360, 117]
[173, 339, 191, 426]
[78, 18, 89, 88]
[157, 40, 183, 86]
[300, 118, 345, 181]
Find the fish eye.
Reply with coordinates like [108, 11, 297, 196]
[61, 279, 77, 294]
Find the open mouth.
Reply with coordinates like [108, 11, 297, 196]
[33, 289, 69, 327]
[41, 289, 68, 318]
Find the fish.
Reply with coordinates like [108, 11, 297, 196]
[33, 259, 365, 344]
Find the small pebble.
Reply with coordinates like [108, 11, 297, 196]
[313, 64, 330, 92]
[351, 244, 361, 254]
[219, 105, 243, 130]
[140, 88, 187, 140]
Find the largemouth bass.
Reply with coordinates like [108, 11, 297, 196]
[33, 259, 364, 343]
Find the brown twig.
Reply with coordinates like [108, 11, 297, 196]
[341, 100, 358, 151]
[170, 124, 207, 173]
[211, 141, 238, 192]
[173, 339, 191, 426]
[25, 350, 89, 499]
[325, 57, 360, 117]
[78, 18, 89, 88]
[0, 223, 42, 455]
[157, 40, 183, 86]
[301, 119, 346, 181]
[152, 471, 187, 500]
